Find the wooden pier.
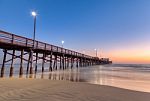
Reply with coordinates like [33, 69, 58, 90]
[0, 30, 111, 77]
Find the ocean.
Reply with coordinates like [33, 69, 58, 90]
[0, 64, 150, 92]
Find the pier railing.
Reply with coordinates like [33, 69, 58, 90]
[0, 30, 95, 59]
[0, 30, 112, 77]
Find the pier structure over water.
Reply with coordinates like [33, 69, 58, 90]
[0, 30, 111, 77]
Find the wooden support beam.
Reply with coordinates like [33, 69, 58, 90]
[82, 58, 83, 67]
[67, 57, 69, 68]
[62, 54, 64, 70]
[83, 58, 84, 67]
[35, 52, 38, 73]
[53, 55, 57, 70]
[6, 52, 28, 63]
[42, 53, 45, 72]
[9, 50, 15, 77]
[49, 52, 53, 71]
[79, 58, 81, 67]
[73, 58, 74, 68]
[64, 56, 66, 69]
[53, 55, 56, 70]
[70, 57, 72, 68]
[60, 55, 62, 69]
[71, 57, 73, 69]
[29, 50, 33, 74]
[19, 49, 24, 77]
[81, 58, 83, 67]
[79, 58, 82, 67]
[1, 49, 7, 77]
[26, 51, 31, 74]
[55, 55, 57, 70]
[76, 58, 78, 68]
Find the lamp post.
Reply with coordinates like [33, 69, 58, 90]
[61, 40, 64, 48]
[29, 11, 37, 74]
[94, 49, 97, 57]
[61, 40, 64, 69]
[31, 11, 37, 47]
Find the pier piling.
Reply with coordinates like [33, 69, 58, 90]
[9, 50, 15, 77]
[19, 49, 24, 77]
[1, 49, 7, 77]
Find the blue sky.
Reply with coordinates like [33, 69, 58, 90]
[0, 0, 150, 63]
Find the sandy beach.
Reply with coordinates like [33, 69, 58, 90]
[0, 78, 149, 101]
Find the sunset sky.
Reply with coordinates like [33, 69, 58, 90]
[0, 0, 150, 64]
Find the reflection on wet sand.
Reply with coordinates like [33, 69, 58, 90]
[24, 68, 85, 82]
[1, 65, 150, 93]
[25, 65, 150, 93]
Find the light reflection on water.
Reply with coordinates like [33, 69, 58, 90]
[1, 64, 150, 93]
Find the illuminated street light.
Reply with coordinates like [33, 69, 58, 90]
[62, 40, 64, 48]
[31, 11, 37, 17]
[94, 49, 97, 57]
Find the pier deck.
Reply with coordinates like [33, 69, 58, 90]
[0, 30, 110, 77]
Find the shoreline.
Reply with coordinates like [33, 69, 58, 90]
[0, 78, 150, 101]
[2, 68, 150, 93]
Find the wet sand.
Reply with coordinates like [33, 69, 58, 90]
[0, 78, 150, 101]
